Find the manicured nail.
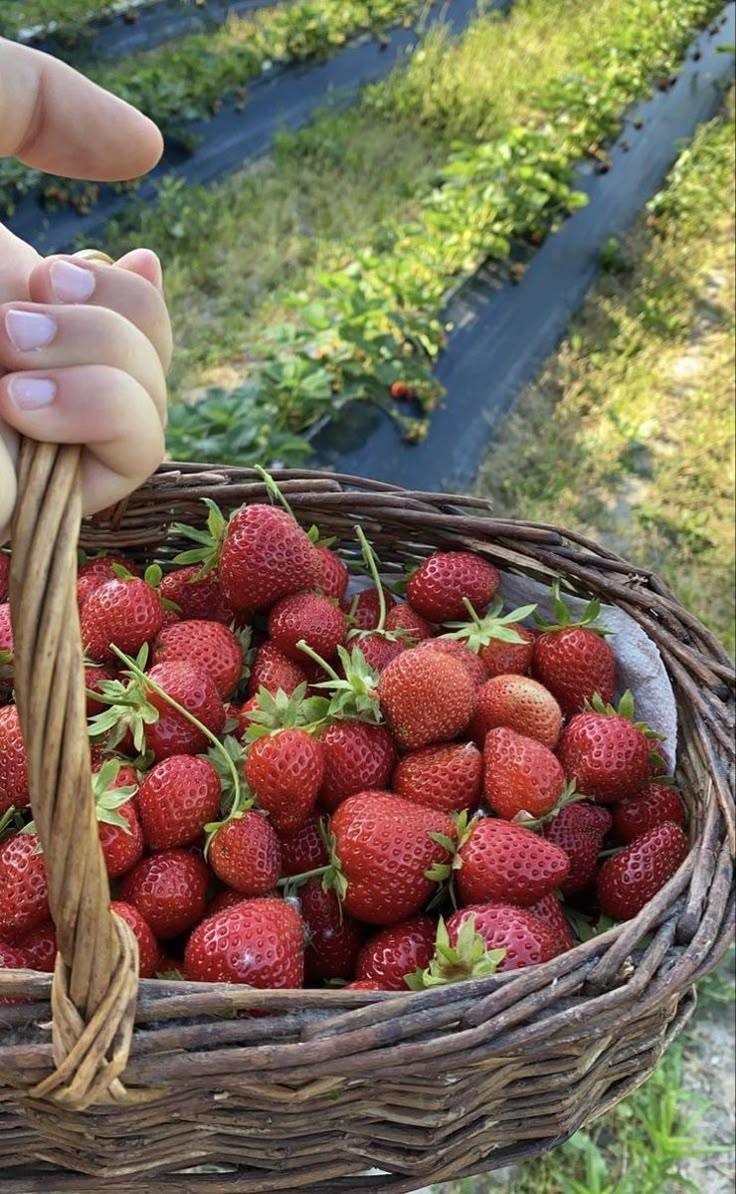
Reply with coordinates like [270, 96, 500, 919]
[5, 309, 57, 352]
[49, 260, 96, 304]
[7, 377, 57, 409]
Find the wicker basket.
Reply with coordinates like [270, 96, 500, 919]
[1, 447, 733, 1194]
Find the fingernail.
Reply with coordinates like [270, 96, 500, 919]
[49, 260, 96, 304]
[7, 377, 57, 409]
[5, 309, 57, 352]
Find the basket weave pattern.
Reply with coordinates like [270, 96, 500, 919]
[1, 457, 733, 1193]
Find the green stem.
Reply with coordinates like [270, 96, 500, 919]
[462, 597, 483, 629]
[355, 524, 386, 633]
[296, 639, 341, 683]
[111, 645, 241, 811]
[276, 864, 329, 888]
[254, 465, 296, 521]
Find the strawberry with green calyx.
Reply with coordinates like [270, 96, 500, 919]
[453, 817, 570, 908]
[447, 903, 560, 971]
[243, 685, 326, 833]
[544, 801, 611, 897]
[244, 682, 331, 740]
[405, 915, 506, 990]
[342, 586, 396, 632]
[306, 526, 350, 603]
[158, 563, 234, 625]
[209, 810, 282, 897]
[277, 817, 348, 903]
[247, 641, 308, 699]
[80, 564, 166, 663]
[357, 917, 436, 991]
[384, 603, 434, 644]
[558, 690, 665, 804]
[442, 596, 538, 676]
[532, 581, 616, 714]
[297, 643, 383, 725]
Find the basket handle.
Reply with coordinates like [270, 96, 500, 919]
[10, 430, 139, 1108]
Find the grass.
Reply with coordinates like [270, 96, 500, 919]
[476, 96, 736, 655]
[0, 0, 120, 37]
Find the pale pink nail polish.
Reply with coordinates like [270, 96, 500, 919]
[49, 260, 96, 304]
[5, 310, 57, 352]
[7, 377, 57, 409]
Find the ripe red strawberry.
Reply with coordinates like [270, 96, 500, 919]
[342, 587, 395, 631]
[407, 552, 500, 623]
[447, 904, 559, 971]
[0, 942, 30, 1001]
[611, 784, 685, 844]
[220, 504, 321, 612]
[470, 674, 562, 750]
[390, 381, 416, 401]
[279, 812, 329, 876]
[94, 762, 144, 879]
[544, 802, 610, 896]
[456, 819, 569, 907]
[16, 921, 57, 973]
[415, 637, 489, 688]
[356, 917, 436, 991]
[529, 893, 575, 953]
[111, 900, 161, 979]
[119, 849, 210, 939]
[184, 898, 304, 987]
[378, 648, 476, 749]
[77, 554, 142, 609]
[152, 620, 243, 700]
[0, 552, 9, 602]
[558, 706, 651, 804]
[300, 877, 362, 982]
[316, 546, 349, 602]
[81, 576, 163, 663]
[331, 791, 455, 925]
[246, 729, 324, 832]
[319, 721, 396, 813]
[145, 660, 226, 759]
[159, 565, 234, 624]
[207, 888, 250, 917]
[0, 833, 49, 942]
[533, 587, 616, 715]
[209, 811, 282, 896]
[480, 625, 535, 677]
[268, 591, 347, 662]
[0, 604, 14, 696]
[384, 604, 434, 643]
[357, 633, 407, 673]
[85, 664, 116, 717]
[483, 727, 565, 819]
[247, 642, 308, 698]
[345, 978, 386, 991]
[138, 755, 222, 850]
[393, 742, 482, 814]
[0, 706, 28, 816]
[440, 596, 537, 679]
[597, 822, 689, 920]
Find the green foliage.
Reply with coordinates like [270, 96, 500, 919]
[0, 0, 119, 39]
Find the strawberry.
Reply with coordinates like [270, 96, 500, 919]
[415, 637, 489, 688]
[152, 620, 244, 700]
[315, 546, 349, 602]
[184, 898, 304, 987]
[76, 553, 142, 609]
[331, 791, 455, 925]
[145, 661, 226, 760]
[356, 917, 436, 991]
[377, 648, 476, 749]
[357, 634, 407, 673]
[268, 591, 347, 663]
[279, 813, 329, 877]
[209, 811, 282, 896]
[220, 504, 321, 612]
[469, 675, 562, 750]
[159, 565, 234, 624]
[441, 596, 537, 679]
[483, 727, 565, 820]
[247, 642, 308, 698]
[544, 802, 610, 896]
[0, 833, 49, 942]
[597, 822, 689, 920]
[611, 783, 685, 844]
[16, 921, 57, 973]
[384, 603, 434, 643]
[447, 903, 559, 971]
[342, 587, 395, 631]
[407, 552, 500, 623]
[85, 664, 116, 717]
[300, 877, 362, 982]
[533, 586, 616, 715]
[138, 755, 222, 850]
[111, 900, 161, 979]
[0, 942, 30, 1001]
[81, 575, 163, 663]
[558, 694, 653, 803]
[93, 761, 144, 879]
[0, 604, 14, 696]
[528, 893, 575, 953]
[319, 721, 396, 813]
[207, 888, 250, 917]
[479, 625, 535, 677]
[0, 706, 28, 816]
[390, 381, 415, 401]
[393, 742, 482, 815]
[456, 819, 569, 907]
[246, 729, 325, 832]
[119, 849, 210, 939]
[0, 552, 9, 602]
[345, 979, 386, 991]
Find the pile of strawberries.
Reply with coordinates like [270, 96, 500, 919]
[0, 488, 690, 996]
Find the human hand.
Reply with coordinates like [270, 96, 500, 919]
[0, 38, 171, 543]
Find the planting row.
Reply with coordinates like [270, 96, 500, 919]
[154, 0, 728, 468]
[0, 0, 457, 220]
